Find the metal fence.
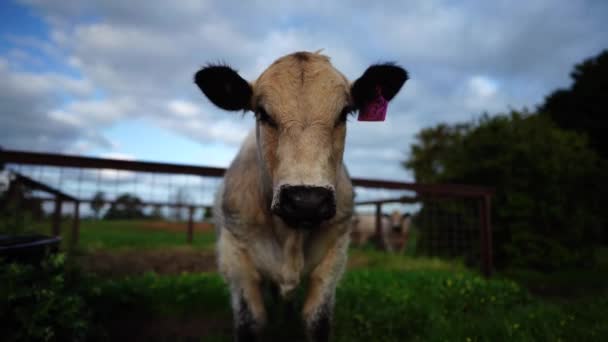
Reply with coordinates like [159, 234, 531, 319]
[0, 149, 494, 276]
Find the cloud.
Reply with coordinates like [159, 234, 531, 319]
[100, 152, 135, 160]
[3, 0, 608, 181]
[167, 100, 201, 119]
[0, 57, 102, 152]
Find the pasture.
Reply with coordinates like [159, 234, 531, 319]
[3, 219, 607, 341]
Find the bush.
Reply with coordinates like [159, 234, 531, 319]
[406, 112, 604, 269]
[504, 232, 584, 272]
[0, 254, 103, 341]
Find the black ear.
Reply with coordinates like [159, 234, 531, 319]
[194, 65, 252, 111]
[351, 63, 408, 109]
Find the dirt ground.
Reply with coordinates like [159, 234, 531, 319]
[78, 242, 386, 277]
[79, 248, 218, 276]
[136, 221, 215, 233]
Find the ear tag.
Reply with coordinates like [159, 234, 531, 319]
[358, 86, 388, 121]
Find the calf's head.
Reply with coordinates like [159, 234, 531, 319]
[389, 211, 412, 232]
[195, 51, 407, 228]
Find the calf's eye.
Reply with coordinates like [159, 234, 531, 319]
[256, 107, 278, 128]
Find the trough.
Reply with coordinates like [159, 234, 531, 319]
[0, 234, 61, 263]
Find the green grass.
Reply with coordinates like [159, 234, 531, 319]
[348, 247, 466, 272]
[76, 220, 215, 251]
[81, 261, 607, 341]
[5, 219, 607, 341]
[29, 219, 216, 251]
[336, 269, 606, 342]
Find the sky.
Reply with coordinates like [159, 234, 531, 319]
[1, 0, 607, 183]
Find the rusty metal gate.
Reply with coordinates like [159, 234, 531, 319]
[1, 149, 493, 276]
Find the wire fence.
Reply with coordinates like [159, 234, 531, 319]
[1, 149, 494, 276]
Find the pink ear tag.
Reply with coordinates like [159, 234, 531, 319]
[358, 87, 388, 121]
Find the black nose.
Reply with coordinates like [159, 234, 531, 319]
[275, 186, 336, 228]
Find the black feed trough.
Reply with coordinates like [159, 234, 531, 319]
[0, 234, 61, 264]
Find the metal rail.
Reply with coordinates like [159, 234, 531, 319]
[1, 148, 494, 276]
[1, 149, 493, 197]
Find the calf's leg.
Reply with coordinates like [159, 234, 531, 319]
[302, 234, 349, 342]
[218, 232, 266, 341]
[230, 279, 265, 342]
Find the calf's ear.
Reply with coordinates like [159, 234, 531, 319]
[194, 65, 252, 111]
[351, 63, 408, 121]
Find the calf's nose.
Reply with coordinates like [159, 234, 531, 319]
[275, 186, 336, 228]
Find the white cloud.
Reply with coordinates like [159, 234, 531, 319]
[469, 76, 498, 98]
[167, 100, 201, 118]
[463, 75, 504, 113]
[4, 0, 608, 182]
[100, 152, 135, 160]
[0, 58, 102, 152]
[48, 109, 81, 126]
[62, 97, 135, 123]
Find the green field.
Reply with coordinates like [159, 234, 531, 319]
[30, 218, 217, 251]
[3, 219, 608, 341]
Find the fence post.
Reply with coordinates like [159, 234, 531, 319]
[187, 206, 195, 244]
[52, 197, 63, 237]
[71, 201, 80, 248]
[479, 195, 493, 277]
[374, 202, 385, 250]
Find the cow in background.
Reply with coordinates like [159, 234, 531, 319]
[387, 211, 412, 253]
[350, 213, 391, 248]
[350, 210, 412, 252]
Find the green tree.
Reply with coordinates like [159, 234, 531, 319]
[104, 193, 145, 220]
[203, 207, 213, 221]
[405, 112, 603, 270]
[403, 122, 470, 183]
[149, 204, 164, 220]
[171, 187, 189, 221]
[540, 49, 608, 160]
[1, 178, 43, 234]
[90, 191, 105, 219]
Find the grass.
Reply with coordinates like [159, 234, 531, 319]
[75, 220, 216, 251]
[337, 268, 607, 342]
[80, 258, 607, 341]
[4, 218, 608, 341]
[348, 246, 466, 272]
[29, 218, 217, 251]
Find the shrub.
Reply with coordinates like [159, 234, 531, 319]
[405, 112, 604, 269]
[504, 232, 585, 272]
[0, 254, 102, 341]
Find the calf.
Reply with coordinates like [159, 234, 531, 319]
[387, 211, 412, 253]
[350, 213, 391, 248]
[194, 51, 407, 341]
[350, 211, 412, 252]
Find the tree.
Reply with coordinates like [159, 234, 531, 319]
[405, 111, 604, 270]
[104, 193, 145, 220]
[150, 204, 164, 220]
[0, 178, 43, 234]
[90, 191, 105, 219]
[540, 49, 608, 160]
[171, 187, 190, 221]
[203, 207, 213, 221]
[403, 122, 470, 184]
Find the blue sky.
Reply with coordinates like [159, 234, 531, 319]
[1, 0, 607, 182]
[0, 1, 45, 43]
